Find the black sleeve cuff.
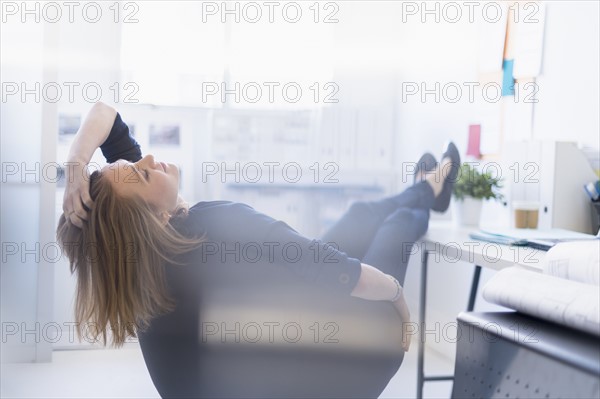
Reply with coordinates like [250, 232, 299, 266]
[99, 112, 142, 163]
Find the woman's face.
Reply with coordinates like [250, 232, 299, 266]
[103, 154, 179, 214]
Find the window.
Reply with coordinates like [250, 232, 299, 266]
[120, 1, 335, 109]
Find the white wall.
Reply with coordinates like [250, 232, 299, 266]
[533, 1, 600, 148]
[1, 17, 46, 363]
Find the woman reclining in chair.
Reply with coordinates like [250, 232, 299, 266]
[56, 102, 460, 398]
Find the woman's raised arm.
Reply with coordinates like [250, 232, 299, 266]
[62, 102, 116, 227]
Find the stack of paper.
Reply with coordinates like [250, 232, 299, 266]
[482, 241, 600, 336]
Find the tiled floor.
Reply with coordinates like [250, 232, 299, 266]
[1, 342, 453, 398]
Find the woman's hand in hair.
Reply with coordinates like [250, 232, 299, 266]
[62, 160, 93, 228]
[62, 102, 116, 228]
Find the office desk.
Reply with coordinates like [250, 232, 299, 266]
[416, 222, 546, 399]
[452, 312, 600, 398]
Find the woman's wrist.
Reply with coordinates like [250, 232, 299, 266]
[351, 263, 404, 302]
[386, 275, 403, 302]
[66, 155, 89, 165]
[67, 102, 116, 165]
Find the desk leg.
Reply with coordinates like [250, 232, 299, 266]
[417, 250, 429, 399]
[417, 260, 482, 398]
[467, 266, 482, 312]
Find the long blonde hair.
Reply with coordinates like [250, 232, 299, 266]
[56, 170, 204, 347]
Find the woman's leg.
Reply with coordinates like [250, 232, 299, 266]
[362, 207, 430, 285]
[358, 152, 459, 283]
[319, 181, 435, 260]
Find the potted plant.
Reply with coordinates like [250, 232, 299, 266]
[451, 163, 503, 226]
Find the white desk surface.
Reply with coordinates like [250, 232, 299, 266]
[421, 221, 546, 272]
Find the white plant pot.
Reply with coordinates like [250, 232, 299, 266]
[452, 197, 483, 227]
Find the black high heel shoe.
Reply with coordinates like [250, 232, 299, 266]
[413, 152, 437, 184]
[431, 142, 461, 213]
